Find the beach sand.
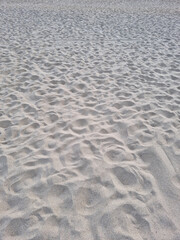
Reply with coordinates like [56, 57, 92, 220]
[0, 0, 180, 239]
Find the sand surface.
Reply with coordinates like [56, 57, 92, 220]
[0, 0, 180, 239]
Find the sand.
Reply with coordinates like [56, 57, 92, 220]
[0, 0, 180, 239]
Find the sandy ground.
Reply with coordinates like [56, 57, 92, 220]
[0, 0, 180, 239]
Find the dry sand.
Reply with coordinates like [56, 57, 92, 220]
[0, 0, 180, 239]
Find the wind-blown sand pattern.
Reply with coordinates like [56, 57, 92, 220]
[0, 0, 180, 239]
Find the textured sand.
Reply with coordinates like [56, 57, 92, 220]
[0, 0, 180, 239]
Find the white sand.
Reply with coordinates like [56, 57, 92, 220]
[0, 0, 180, 239]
